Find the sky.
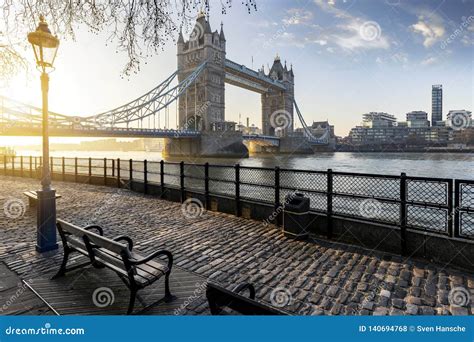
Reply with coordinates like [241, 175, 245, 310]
[1, 0, 473, 145]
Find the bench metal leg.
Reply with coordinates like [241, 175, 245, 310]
[164, 271, 173, 302]
[52, 248, 70, 279]
[127, 289, 137, 315]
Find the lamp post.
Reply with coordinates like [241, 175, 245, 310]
[28, 15, 60, 253]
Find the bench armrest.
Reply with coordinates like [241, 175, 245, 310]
[113, 235, 133, 251]
[130, 250, 173, 271]
[84, 225, 103, 235]
[233, 283, 256, 300]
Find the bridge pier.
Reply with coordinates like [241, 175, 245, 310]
[163, 132, 248, 158]
[278, 136, 313, 154]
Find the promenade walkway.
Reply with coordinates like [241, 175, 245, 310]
[0, 175, 472, 315]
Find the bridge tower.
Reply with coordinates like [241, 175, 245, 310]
[177, 12, 226, 131]
[261, 56, 294, 136]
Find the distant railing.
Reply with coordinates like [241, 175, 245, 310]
[2, 155, 473, 246]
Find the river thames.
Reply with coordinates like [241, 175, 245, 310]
[15, 150, 474, 179]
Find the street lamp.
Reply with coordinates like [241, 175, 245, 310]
[28, 15, 60, 253]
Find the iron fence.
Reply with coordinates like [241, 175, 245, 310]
[2, 155, 473, 245]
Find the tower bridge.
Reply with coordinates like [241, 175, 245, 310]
[0, 13, 330, 157]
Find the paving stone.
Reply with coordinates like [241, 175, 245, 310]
[0, 175, 473, 316]
[405, 304, 418, 315]
[373, 307, 389, 316]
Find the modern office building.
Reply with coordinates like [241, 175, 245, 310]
[362, 112, 397, 128]
[406, 111, 429, 127]
[431, 85, 443, 126]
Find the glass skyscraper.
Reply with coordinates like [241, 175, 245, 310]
[431, 84, 443, 126]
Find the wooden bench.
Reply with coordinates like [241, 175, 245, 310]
[55, 219, 174, 314]
[23, 191, 62, 207]
[206, 282, 288, 315]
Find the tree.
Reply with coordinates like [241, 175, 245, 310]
[0, 0, 257, 79]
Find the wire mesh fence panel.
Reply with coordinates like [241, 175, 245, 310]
[132, 161, 145, 181]
[184, 176, 205, 192]
[63, 158, 76, 174]
[460, 213, 474, 238]
[163, 163, 180, 187]
[184, 164, 205, 179]
[333, 174, 400, 200]
[406, 205, 448, 234]
[332, 196, 400, 224]
[280, 170, 326, 192]
[280, 188, 327, 212]
[208, 165, 235, 182]
[407, 179, 449, 205]
[240, 167, 275, 187]
[76, 159, 90, 175]
[209, 180, 234, 197]
[147, 161, 161, 184]
[240, 183, 274, 203]
[458, 181, 474, 238]
[90, 158, 105, 176]
[51, 158, 63, 173]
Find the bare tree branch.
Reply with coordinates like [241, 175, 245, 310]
[0, 0, 257, 78]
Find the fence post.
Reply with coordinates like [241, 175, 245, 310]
[74, 157, 78, 183]
[103, 158, 107, 185]
[204, 162, 210, 210]
[400, 172, 407, 256]
[235, 164, 241, 217]
[20, 156, 23, 177]
[144, 159, 148, 194]
[454, 180, 460, 238]
[88, 158, 92, 184]
[327, 169, 333, 239]
[274, 166, 281, 225]
[117, 158, 121, 188]
[11, 156, 14, 176]
[62, 157, 65, 181]
[3, 155, 6, 176]
[160, 160, 165, 198]
[447, 179, 454, 237]
[112, 159, 115, 177]
[50, 157, 53, 178]
[129, 159, 133, 190]
[29, 156, 33, 178]
[180, 161, 185, 203]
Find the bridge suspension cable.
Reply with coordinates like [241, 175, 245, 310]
[293, 100, 329, 145]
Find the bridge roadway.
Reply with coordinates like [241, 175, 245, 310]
[0, 123, 280, 144]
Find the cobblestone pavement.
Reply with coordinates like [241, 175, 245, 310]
[0, 175, 473, 316]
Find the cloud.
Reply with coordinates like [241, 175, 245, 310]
[420, 56, 437, 65]
[283, 8, 314, 26]
[411, 13, 445, 47]
[313, 0, 390, 51]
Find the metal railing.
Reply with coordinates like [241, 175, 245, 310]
[2, 155, 473, 246]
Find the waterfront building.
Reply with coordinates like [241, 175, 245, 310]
[431, 84, 443, 126]
[406, 111, 429, 127]
[362, 112, 397, 128]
